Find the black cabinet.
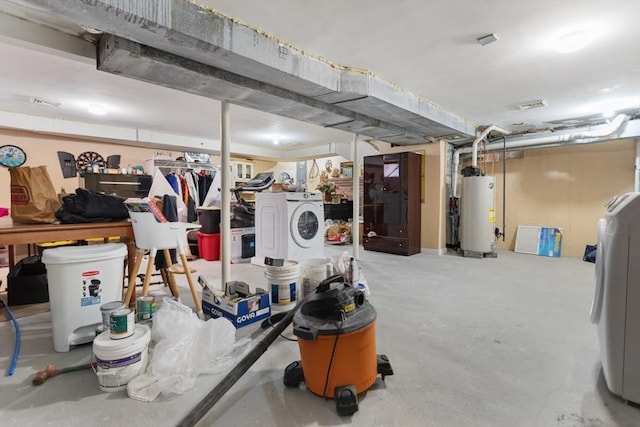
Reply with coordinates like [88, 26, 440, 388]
[363, 152, 421, 255]
[324, 201, 354, 222]
[79, 173, 152, 198]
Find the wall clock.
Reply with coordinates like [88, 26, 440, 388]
[0, 144, 27, 168]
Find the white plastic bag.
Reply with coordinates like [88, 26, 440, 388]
[127, 298, 250, 402]
[331, 251, 370, 298]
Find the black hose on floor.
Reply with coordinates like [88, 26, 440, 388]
[176, 305, 300, 427]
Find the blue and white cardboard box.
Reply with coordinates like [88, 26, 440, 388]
[538, 227, 562, 257]
[199, 276, 271, 328]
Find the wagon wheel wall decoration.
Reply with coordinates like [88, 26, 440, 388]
[75, 151, 105, 176]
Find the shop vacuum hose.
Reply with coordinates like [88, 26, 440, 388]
[177, 304, 301, 427]
[0, 296, 20, 377]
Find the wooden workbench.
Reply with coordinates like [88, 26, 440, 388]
[0, 221, 136, 278]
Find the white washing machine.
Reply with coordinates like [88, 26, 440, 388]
[254, 192, 325, 262]
[590, 192, 640, 404]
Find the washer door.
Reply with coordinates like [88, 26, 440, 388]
[590, 218, 607, 324]
[290, 203, 320, 248]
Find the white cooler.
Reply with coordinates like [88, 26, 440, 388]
[42, 243, 127, 352]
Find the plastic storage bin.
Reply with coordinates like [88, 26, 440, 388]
[197, 231, 220, 261]
[197, 207, 221, 234]
[42, 243, 127, 352]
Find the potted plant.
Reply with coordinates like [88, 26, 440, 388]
[316, 179, 338, 202]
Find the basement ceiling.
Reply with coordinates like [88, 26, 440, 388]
[0, 0, 639, 158]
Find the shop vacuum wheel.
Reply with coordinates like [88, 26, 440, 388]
[283, 354, 394, 416]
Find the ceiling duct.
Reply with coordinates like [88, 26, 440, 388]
[97, 34, 425, 142]
[13, 0, 476, 144]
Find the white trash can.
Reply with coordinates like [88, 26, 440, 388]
[42, 243, 127, 352]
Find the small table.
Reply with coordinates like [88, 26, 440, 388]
[0, 221, 136, 278]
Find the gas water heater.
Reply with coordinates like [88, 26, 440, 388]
[459, 169, 496, 257]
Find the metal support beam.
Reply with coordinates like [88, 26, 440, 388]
[220, 101, 231, 286]
[352, 133, 360, 260]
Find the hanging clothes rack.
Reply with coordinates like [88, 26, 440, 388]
[148, 159, 218, 175]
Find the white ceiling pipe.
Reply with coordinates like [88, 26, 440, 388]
[472, 125, 511, 168]
[452, 114, 630, 197]
[635, 138, 640, 192]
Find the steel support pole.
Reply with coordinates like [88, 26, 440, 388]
[220, 101, 231, 286]
[352, 133, 360, 260]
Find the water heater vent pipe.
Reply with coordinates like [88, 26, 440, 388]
[452, 114, 629, 197]
[472, 125, 511, 168]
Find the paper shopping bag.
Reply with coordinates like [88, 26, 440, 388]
[10, 165, 61, 224]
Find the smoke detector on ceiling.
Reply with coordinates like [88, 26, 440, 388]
[518, 100, 548, 110]
[29, 97, 61, 108]
[477, 33, 498, 46]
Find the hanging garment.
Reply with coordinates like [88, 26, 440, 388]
[155, 194, 178, 270]
[165, 173, 180, 195]
[185, 172, 199, 208]
[198, 173, 213, 206]
[180, 175, 189, 205]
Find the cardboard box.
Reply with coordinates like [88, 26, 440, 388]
[199, 276, 271, 328]
[538, 227, 562, 257]
[230, 227, 255, 263]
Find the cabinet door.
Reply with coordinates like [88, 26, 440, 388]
[244, 163, 252, 179]
[383, 153, 405, 225]
[236, 163, 244, 180]
[229, 162, 237, 182]
[364, 155, 384, 224]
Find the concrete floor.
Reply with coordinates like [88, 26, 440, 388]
[0, 245, 638, 426]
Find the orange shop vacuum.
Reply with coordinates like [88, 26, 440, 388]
[283, 274, 393, 415]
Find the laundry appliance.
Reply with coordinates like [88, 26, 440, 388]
[255, 192, 325, 262]
[590, 192, 640, 404]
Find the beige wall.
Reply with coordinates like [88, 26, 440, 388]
[0, 129, 269, 213]
[0, 129, 164, 211]
[481, 138, 636, 257]
[7, 128, 630, 257]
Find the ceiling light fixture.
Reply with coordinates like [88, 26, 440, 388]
[554, 29, 592, 53]
[87, 103, 107, 115]
[477, 33, 498, 46]
[273, 138, 280, 145]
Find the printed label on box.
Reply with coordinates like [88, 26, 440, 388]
[200, 276, 271, 328]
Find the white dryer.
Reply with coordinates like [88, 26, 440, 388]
[590, 192, 640, 404]
[254, 192, 325, 262]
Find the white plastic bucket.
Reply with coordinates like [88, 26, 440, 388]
[93, 324, 151, 392]
[265, 261, 300, 305]
[299, 258, 333, 297]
